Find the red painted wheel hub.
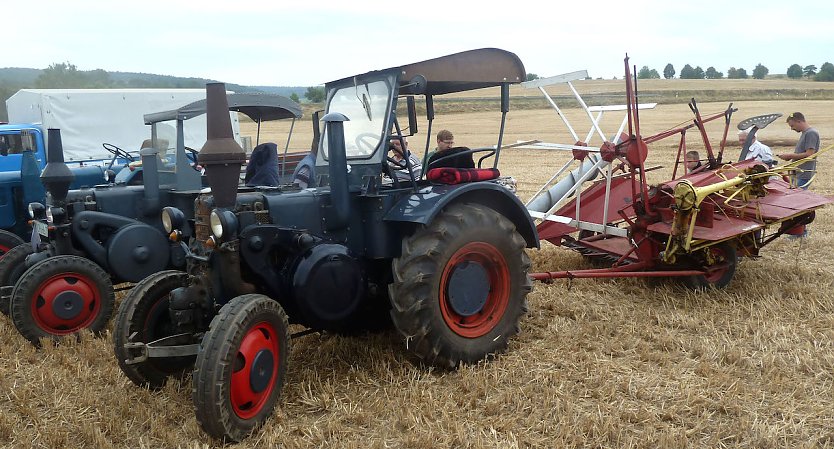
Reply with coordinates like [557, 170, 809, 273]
[231, 321, 280, 420]
[32, 272, 101, 334]
[439, 242, 510, 338]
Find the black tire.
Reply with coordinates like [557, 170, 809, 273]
[0, 244, 34, 315]
[389, 203, 532, 368]
[193, 294, 290, 442]
[0, 230, 24, 257]
[682, 243, 737, 290]
[114, 270, 193, 389]
[10, 255, 115, 346]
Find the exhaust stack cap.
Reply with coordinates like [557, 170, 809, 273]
[198, 83, 246, 209]
[40, 128, 75, 204]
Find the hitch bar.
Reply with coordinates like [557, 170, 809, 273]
[123, 332, 200, 364]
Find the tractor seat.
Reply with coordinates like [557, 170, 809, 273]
[427, 167, 500, 185]
[426, 146, 476, 169]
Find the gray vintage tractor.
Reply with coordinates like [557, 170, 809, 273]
[1, 93, 302, 345]
[114, 48, 538, 441]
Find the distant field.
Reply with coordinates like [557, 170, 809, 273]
[1, 81, 832, 448]
[280, 78, 834, 116]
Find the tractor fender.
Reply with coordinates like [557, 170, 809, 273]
[71, 211, 141, 268]
[384, 183, 539, 248]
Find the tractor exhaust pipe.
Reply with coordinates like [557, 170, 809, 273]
[321, 112, 350, 230]
[198, 83, 245, 209]
[40, 128, 75, 205]
[140, 141, 160, 214]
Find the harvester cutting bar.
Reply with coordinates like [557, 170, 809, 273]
[530, 267, 708, 281]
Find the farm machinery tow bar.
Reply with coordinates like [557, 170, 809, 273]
[524, 56, 831, 288]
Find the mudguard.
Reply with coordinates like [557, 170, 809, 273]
[384, 182, 539, 248]
[71, 211, 139, 268]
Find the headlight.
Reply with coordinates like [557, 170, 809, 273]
[45, 207, 65, 224]
[209, 209, 238, 240]
[28, 202, 46, 219]
[161, 207, 184, 233]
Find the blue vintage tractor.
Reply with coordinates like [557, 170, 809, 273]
[1, 93, 302, 345]
[114, 48, 538, 441]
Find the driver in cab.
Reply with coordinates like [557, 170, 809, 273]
[386, 136, 422, 182]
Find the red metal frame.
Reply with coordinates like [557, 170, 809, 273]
[530, 56, 831, 283]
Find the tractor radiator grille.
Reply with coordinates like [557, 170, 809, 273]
[193, 194, 270, 242]
[194, 198, 213, 242]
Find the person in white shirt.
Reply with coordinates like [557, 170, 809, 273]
[738, 129, 774, 167]
[387, 137, 422, 182]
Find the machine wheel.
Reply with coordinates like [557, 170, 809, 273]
[0, 230, 24, 257]
[193, 294, 290, 442]
[10, 255, 114, 346]
[390, 203, 532, 368]
[0, 244, 34, 315]
[114, 270, 193, 389]
[682, 243, 737, 290]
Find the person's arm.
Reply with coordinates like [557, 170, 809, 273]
[778, 148, 817, 161]
[293, 166, 310, 189]
[779, 131, 819, 160]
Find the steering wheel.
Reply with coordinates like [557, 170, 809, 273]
[102, 142, 136, 173]
[184, 146, 202, 169]
[354, 133, 380, 154]
[387, 156, 409, 170]
[102, 143, 136, 162]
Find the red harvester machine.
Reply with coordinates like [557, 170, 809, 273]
[525, 56, 831, 288]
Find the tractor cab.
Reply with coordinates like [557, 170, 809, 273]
[315, 48, 525, 192]
[117, 93, 303, 186]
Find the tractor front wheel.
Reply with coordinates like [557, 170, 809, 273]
[682, 242, 737, 290]
[0, 230, 24, 257]
[192, 294, 290, 442]
[114, 270, 193, 389]
[390, 203, 532, 368]
[0, 244, 34, 315]
[10, 255, 114, 346]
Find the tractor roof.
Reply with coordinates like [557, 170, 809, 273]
[327, 48, 526, 96]
[143, 93, 302, 125]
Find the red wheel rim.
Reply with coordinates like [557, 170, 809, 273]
[439, 242, 510, 338]
[230, 321, 280, 420]
[703, 247, 728, 283]
[31, 272, 102, 335]
[0, 243, 12, 257]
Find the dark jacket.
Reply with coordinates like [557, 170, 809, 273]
[244, 142, 281, 187]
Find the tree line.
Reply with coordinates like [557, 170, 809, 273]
[0, 62, 326, 121]
[637, 62, 834, 81]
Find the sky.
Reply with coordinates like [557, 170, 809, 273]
[6, 1, 834, 87]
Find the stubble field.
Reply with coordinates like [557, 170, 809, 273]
[0, 80, 832, 448]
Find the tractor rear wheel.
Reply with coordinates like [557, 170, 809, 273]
[10, 255, 114, 346]
[0, 230, 24, 257]
[193, 294, 290, 442]
[0, 244, 34, 315]
[114, 270, 193, 389]
[390, 203, 532, 368]
[682, 242, 737, 290]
